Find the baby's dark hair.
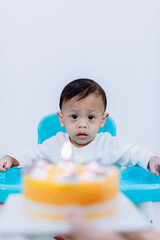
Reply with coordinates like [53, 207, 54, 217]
[59, 78, 107, 111]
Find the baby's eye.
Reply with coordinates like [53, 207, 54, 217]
[71, 115, 78, 119]
[88, 115, 95, 120]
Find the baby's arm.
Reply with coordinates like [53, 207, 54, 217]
[108, 134, 157, 173]
[0, 155, 19, 172]
[0, 134, 59, 172]
[148, 156, 160, 176]
[0, 138, 55, 171]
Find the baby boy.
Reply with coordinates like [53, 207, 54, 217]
[0, 78, 160, 175]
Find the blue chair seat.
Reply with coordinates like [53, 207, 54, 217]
[0, 168, 22, 202]
[120, 166, 160, 203]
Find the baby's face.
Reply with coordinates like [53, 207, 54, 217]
[58, 93, 108, 148]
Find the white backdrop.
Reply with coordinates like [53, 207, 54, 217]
[0, 0, 160, 158]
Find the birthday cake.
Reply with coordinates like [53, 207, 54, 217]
[23, 143, 119, 220]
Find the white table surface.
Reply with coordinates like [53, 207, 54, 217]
[0, 193, 151, 237]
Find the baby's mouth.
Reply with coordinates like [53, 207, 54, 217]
[77, 133, 88, 140]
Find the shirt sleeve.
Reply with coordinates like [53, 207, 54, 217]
[7, 144, 49, 167]
[109, 136, 155, 170]
[6, 132, 67, 167]
[6, 135, 58, 167]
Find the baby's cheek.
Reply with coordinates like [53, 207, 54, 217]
[66, 126, 74, 136]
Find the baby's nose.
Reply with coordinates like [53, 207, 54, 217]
[78, 120, 87, 128]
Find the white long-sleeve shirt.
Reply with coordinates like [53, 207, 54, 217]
[9, 132, 155, 171]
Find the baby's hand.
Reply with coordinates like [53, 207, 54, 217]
[0, 156, 19, 172]
[148, 156, 160, 176]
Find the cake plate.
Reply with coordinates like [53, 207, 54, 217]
[0, 192, 151, 238]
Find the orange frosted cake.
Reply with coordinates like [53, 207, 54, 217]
[23, 160, 119, 220]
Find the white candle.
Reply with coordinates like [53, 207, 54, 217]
[59, 141, 76, 172]
[61, 141, 72, 161]
[58, 142, 78, 183]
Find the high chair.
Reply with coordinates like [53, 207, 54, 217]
[1, 113, 160, 212]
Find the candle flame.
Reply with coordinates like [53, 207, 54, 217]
[61, 141, 72, 160]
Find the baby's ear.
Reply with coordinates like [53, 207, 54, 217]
[57, 111, 65, 127]
[100, 112, 109, 128]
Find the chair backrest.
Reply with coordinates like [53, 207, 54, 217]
[37, 113, 117, 144]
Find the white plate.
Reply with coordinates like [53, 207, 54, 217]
[0, 193, 150, 236]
